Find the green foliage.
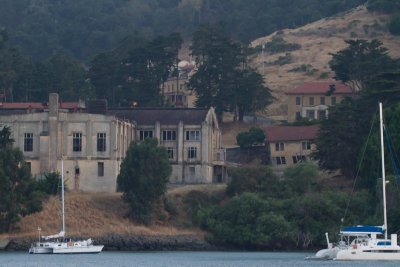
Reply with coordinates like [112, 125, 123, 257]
[89, 33, 182, 107]
[37, 172, 61, 195]
[0, 126, 14, 148]
[329, 39, 397, 91]
[388, 14, 400, 35]
[283, 162, 320, 195]
[0, 0, 365, 61]
[0, 144, 45, 233]
[117, 138, 172, 224]
[236, 127, 265, 149]
[367, 0, 400, 13]
[270, 53, 293, 66]
[198, 193, 294, 249]
[226, 166, 278, 197]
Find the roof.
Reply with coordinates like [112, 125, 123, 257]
[0, 102, 83, 110]
[340, 225, 385, 235]
[264, 125, 319, 142]
[108, 108, 210, 125]
[287, 82, 353, 95]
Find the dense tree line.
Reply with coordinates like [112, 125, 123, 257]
[184, 163, 398, 249]
[0, 0, 366, 62]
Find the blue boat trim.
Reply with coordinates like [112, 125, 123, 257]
[340, 225, 385, 234]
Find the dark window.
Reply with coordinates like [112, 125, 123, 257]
[188, 147, 197, 159]
[306, 110, 315, 119]
[97, 132, 106, 152]
[309, 97, 314, 105]
[318, 110, 327, 120]
[139, 130, 153, 141]
[276, 156, 286, 165]
[167, 147, 174, 159]
[320, 96, 325, 105]
[24, 133, 33, 152]
[162, 130, 176, 141]
[296, 96, 301, 105]
[98, 162, 104, 177]
[185, 130, 200, 141]
[331, 96, 337, 105]
[296, 112, 301, 120]
[302, 141, 311, 150]
[73, 132, 82, 152]
[275, 142, 284, 151]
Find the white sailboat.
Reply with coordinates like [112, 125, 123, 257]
[29, 159, 104, 254]
[309, 103, 400, 260]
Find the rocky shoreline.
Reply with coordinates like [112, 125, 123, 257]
[4, 234, 216, 252]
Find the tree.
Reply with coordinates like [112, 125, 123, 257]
[0, 126, 14, 148]
[329, 39, 396, 91]
[188, 24, 243, 120]
[236, 127, 265, 149]
[117, 138, 172, 224]
[0, 127, 44, 232]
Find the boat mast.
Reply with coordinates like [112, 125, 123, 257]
[379, 102, 388, 239]
[61, 157, 65, 237]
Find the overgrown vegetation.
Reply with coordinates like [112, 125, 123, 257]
[117, 138, 172, 224]
[185, 163, 391, 249]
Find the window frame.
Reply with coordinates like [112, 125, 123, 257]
[97, 132, 106, 152]
[139, 130, 154, 141]
[97, 162, 104, 177]
[187, 147, 197, 160]
[275, 142, 284, 151]
[309, 96, 314, 106]
[166, 147, 174, 160]
[72, 132, 82, 152]
[162, 130, 177, 141]
[24, 132, 33, 152]
[185, 130, 200, 141]
[295, 96, 301, 106]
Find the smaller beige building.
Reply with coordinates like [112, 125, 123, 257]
[264, 125, 319, 170]
[287, 82, 353, 122]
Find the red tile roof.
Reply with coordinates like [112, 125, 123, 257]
[287, 82, 353, 95]
[264, 125, 319, 142]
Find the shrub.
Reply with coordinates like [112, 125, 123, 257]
[37, 172, 61, 195]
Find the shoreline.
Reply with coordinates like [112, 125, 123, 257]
[3, 234, 216, 252]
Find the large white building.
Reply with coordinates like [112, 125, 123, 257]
[0, 93, 226, 192]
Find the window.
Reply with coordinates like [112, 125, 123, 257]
[162, 130, 176, 141]
[187, 147, 197, 160]
[320, 96, 325, 105]
[275, 142, 284, 151]
[98, 162, 104, 177]
[309, 97, 314, 105]
[25, 162, 31, 172]
[185, 130, 200, 141]
[73, 132, 82, 152]
[302, 141, 311, 150]
[24, 133, 33, 152]
[318, 110, 327, 120]
[166, 147, 174, 159]
[292, 155, 306, 164]
[276, 156, 286, 165]
[296, 112, 301, 120]
[331, 96, 337, 105]
[139, 130, 153, 141]
[306, 110, 315, 120]
[97, 132, 106, 152]
[296, 96, 301, 106]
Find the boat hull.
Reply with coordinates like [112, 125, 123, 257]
[52, 245, 104, 254]
[336, 249, 400, 260]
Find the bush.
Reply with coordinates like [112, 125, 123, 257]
[236, 127, 265, 149]
[389, 14, 400, 35]
[283, 162, 320, 195]
[264, 36, 301, 54]
[37, 172, 61, 195]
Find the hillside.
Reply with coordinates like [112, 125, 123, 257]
[0, 185, 225, 240]
[251, 5, 400, 120]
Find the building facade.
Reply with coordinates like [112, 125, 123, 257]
[264, 125, 319, 170]
[0, 94, 225, 192]
[108, 108, 226, 184]
[286, 82, 353, 122]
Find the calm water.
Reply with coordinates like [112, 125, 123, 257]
[1, 251, 400, 267]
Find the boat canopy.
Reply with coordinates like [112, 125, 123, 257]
[340, 225, 384, 235]
[42, 231, 65, 240]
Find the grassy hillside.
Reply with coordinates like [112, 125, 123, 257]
[0, 185, 225, 239]
[251, 5, 400, 120]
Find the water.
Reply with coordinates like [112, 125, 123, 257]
[1, 251, 400, 267]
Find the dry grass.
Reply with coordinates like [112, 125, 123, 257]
[250, 5, 400, 119]
[2, 190, 203, 239]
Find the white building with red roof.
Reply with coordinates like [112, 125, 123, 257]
[286, 81, 353, 122]
[264, 125, 319, 168]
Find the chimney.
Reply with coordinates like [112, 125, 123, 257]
[49, 93, 59, 117]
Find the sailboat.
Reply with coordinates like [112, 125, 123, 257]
[29, 159, 104, 254]
[308, 103, 400, 260]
